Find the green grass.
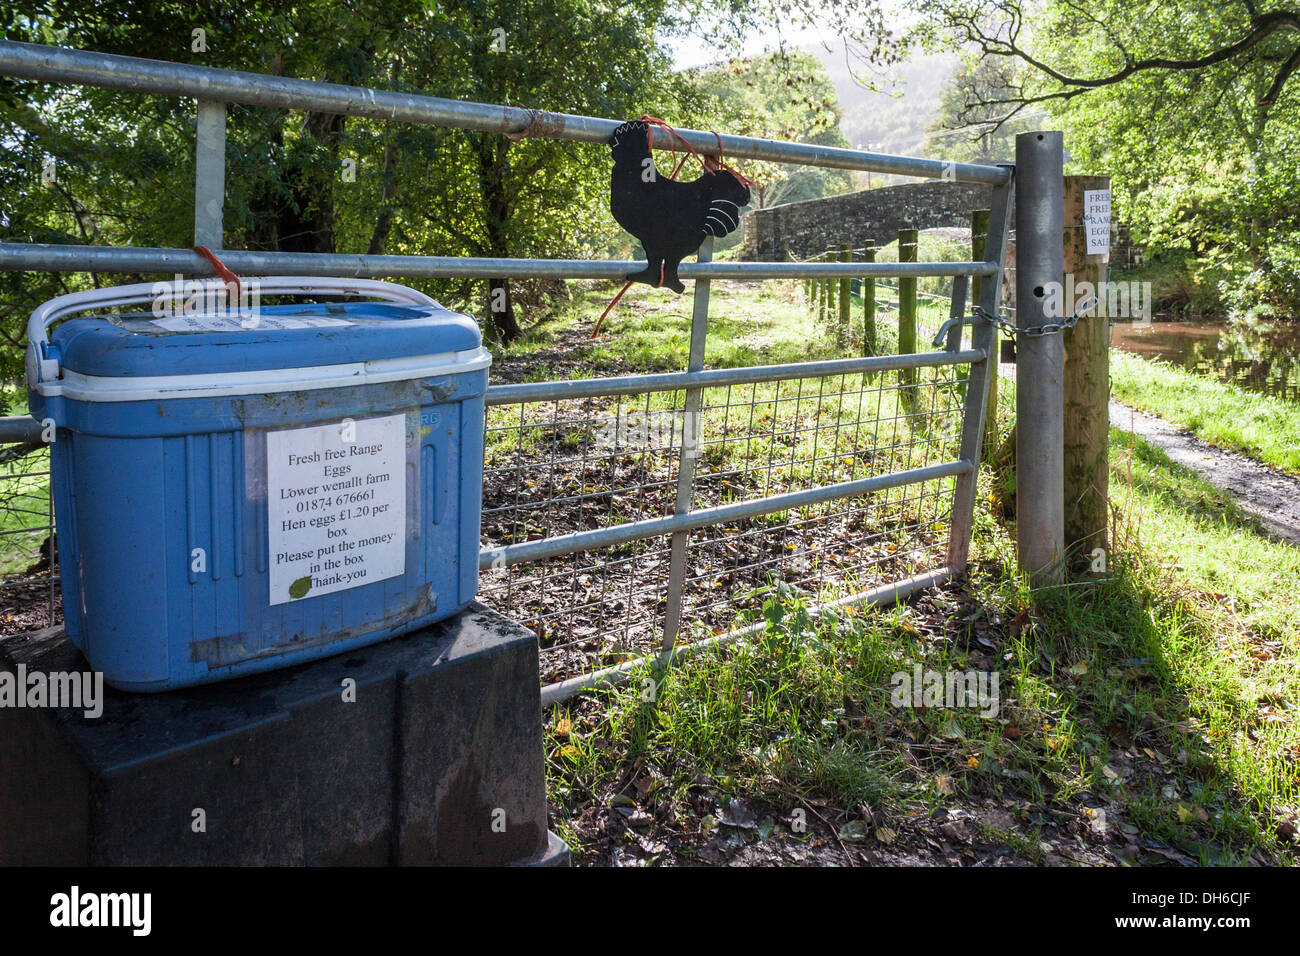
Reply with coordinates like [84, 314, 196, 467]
[0, 391, 52, 577]
[1111, 350, 1300, 475]
[0, 446, 51, 578]
[538, 283, 1300, 865]
[1104, 426, 1300, 853]
[548, 429, 1300, 863]
[496, 281, 867, 372]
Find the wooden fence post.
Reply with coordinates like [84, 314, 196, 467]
[812, 259, 822, 320]
[819, 253, 828, 326]
[838, 243, 851, 348]
[824, 253, 833, 328]
[1063, 175, 1111, 566]
[898, 228, 918, 395]
[862, 241, 876, 357]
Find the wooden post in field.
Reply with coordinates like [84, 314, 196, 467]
[898, 228, 918, 397]
[1063, 175, 1111, 566]
[824, 256, 833, 328]
[838, 244, 851, 348]
[818, 254, 828, 325]
[862, 241, 876, 356]
[812, 262, 821, 321]
[971, 209, 997, 460]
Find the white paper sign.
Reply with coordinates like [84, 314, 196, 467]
[266, 413, 406, 605]
[1083, 188, 1111, 255]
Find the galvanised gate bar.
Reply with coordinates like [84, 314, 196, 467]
[0, 39, 1031, 705]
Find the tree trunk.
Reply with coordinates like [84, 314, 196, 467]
[277, 110, 346, 254]
[367, 138, 401, 255]
[476, 133, 522, 342]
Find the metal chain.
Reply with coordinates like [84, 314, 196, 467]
[973, 294, 1099, 338]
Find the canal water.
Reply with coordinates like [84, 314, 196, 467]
[1110, 319, 1300, 402]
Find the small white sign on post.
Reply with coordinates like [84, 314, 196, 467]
[266, 413, 407, 605]
[1083, 188, 1111, 256]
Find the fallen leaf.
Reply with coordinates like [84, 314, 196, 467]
[719, 797, 758, 829]
[839, 820, 869, 843]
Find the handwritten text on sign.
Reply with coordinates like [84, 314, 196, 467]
[1083, 188, 1111, 256]
[267, 414, 406, 605]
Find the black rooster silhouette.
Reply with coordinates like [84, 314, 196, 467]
[609, 119, 751, 293]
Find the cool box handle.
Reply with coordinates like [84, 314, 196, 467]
[26, 276, 440, 388]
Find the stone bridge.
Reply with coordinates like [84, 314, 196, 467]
[741, 181, 995, 260]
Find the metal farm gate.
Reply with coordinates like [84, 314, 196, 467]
[0, 40, 1023, 704]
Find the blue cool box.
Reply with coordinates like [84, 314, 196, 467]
[26, 279, 491, 691]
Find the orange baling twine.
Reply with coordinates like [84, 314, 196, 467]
[193, 245, 242, 302]
[590, 116, 753, 338]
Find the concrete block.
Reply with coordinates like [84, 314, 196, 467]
[0, 603, 567, 866]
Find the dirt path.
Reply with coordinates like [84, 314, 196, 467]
[1109, 399, 1300, 547]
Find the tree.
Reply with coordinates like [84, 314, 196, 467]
[694, 51, 853, 211]
[411, 0, 687, 341]
[908, 1, 1300, 128]
[908, 0, 1300, 316]
[0, 0, 433, 369]
[1, 0, 909, 358]
[1, 0, 692, 344]
[925, 56, 1029, 162]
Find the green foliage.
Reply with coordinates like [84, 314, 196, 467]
[0, 0, 904, 360]
[908, 0, 1300, 318]
[550, 457, 1300, 863]
[691, 50, 853, 210]
[0, 0, 702, 354]
[925, 55, 1030, 162]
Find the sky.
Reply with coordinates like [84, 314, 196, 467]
[663, 0, 919, 71]
[665, 26, 825, 71]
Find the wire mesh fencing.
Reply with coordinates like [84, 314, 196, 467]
[0, 441, 58, 634]
[478, 356, 973, 686]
